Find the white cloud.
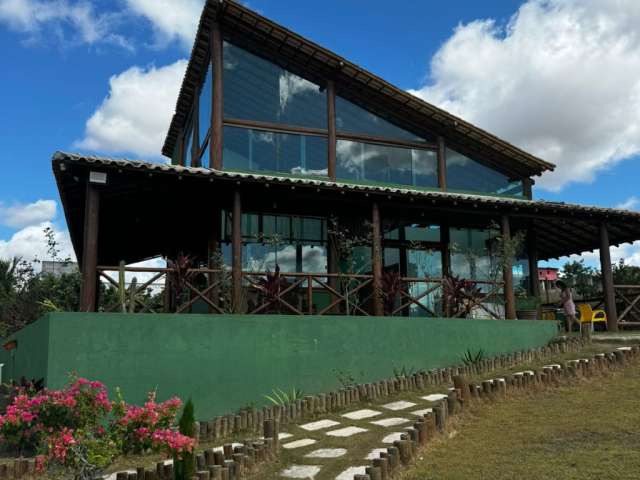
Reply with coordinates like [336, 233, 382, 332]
[124, 0, 203, 48]
[0, 222, 74, 263]
[409, 0, 640, 192]
[616, 196, 639, 211]
[0, 0, 130, 48]
[75, 60, 188, 158]
[0, 200, 56, 228]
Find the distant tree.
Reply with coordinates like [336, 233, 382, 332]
[174, 399, 196, 480]
[560, 260, 601, 300]
[612, 259, 640, 285]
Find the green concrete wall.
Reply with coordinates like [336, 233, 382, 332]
[2, 313, 557, 419]
[0, 315, 50, 385]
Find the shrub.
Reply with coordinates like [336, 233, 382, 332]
[173, 398, 196, 480]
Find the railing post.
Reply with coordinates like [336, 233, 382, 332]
[372, 202, 384, 316]
[80, 181, 100, 312]
[232, 190, 243, 313]
[501, 215, 516, 319]
[599, 222, 618, 331]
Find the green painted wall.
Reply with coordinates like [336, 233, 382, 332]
[0, 315, 50, 385]
[2, 313, 557, 419]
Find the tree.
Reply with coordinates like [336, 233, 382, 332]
[560, 260, 601, 299]
[173, 399, 196, 480]
[612, 259, 640, 285]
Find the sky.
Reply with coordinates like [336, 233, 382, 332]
[1, 0, 640, 269]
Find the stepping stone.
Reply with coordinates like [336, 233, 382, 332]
[365, 448, 388, 460]
[370, 417, 411, 427]
[300, 419, 341, 431]
[279, 432, 294, 440]
[422, 394, 448, 402]
[382, 400, 416, 411]
[305, 448, 347, 459]
[342, 409, 381, 420]
[382, 432, 404, 443]
[335, 466, 367, 480]
[326, 426, 368, 437]
[283, 438, 317, 449]
[617, 347, 632, 351]
[411, 408, 433, 416]
[281, 465, 321, 479]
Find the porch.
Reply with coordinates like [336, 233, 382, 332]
[53, 153, 640, 330]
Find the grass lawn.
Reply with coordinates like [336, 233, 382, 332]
[402, 355, 640, 480]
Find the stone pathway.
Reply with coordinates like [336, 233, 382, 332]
[278, 391, 451, 479]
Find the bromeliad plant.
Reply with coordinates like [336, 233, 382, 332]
[379, 271, 402, 316]
[442, 275, 484, 318]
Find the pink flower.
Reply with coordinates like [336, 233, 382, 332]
[151, 429, 196, 456]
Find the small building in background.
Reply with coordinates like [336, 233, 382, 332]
[41, 261, 78, 277]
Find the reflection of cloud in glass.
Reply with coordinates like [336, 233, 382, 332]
[246, 244, 327, 273]
[279, 72, 317, 114]
[290, 166, 329, 176]
[251, 131, 275, 144]
[446, 149, 470, 167]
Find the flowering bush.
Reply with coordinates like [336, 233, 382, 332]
[111, 389, 183, 454]
[0, 377, 196, 478]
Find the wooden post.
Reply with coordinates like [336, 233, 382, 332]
[80, 182, 100, 312]
[522, 178, 533, 200]
[502, 215, 516, 319]
[327, 80, 336, 181]
[211, 20, 224, 170]
[232, 190, 243, 313]
[372, 202, 383, 316]
[527, 228, 541, 318]
[437, 136, 446, 191]
[599, 222, 618, 331]
[208, 208, 222, 312]
[441, 221, 451, 277]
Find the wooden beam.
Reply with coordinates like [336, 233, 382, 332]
[522, 178, 533, 200]
[211, 20, 224, 170]
[437, 136, 446, 191]
[327, 80, 336, 181]
[192, 97, 200, 168]
[372, 202, 384, 316]
[527, 228, 541, 318]
[599, 222, 618, 331]
[80, 181, 100, 312]
[441, 221, 451, 276]
[232, 190, 243, 313]
[502, 215, 516, 319]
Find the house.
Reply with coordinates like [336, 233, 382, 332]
[53, 0, 640, 330]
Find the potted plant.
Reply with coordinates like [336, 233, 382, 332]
[516, 295, 541, 320]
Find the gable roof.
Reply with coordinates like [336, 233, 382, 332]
[161, 0, 555, 179]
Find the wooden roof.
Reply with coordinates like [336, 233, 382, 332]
[54, 152, 640, 266]
[161, 0, 554, 179]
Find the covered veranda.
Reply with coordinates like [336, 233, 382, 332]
[54, 152, 640, 331]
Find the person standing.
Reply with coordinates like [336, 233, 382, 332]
[556, 280, 576, 332]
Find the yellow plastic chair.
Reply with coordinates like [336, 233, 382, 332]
[577, 303, 607, 330]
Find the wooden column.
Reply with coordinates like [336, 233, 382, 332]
[501, 215, 516, 319]
[211, 20, 224, 170]
[327, 80, 336, 181]
[527, 228, 541, 318]
[599, 222, 618, 331]
[522, 178, 533, 200]
[80, 182, 100, 312]
[437, 136, 446, 191]
[372, 202, 384, 316]
[441, 221, 451, 277]
[232, 190, 243, 313]
[207, 208, 222, 312]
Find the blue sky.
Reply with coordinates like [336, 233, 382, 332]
[0, 0, 639, 267]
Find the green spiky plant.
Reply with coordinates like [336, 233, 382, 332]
[263, 387, 304, 407]
[173, 399, 195, 480]
[461, 349, 485, 367]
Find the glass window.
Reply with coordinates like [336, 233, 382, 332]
[223, 126, 328, 176]
[450, 227, 499, 282]
[337, 140, 437, 188]
[223, 42, 327, 129]
[199, 64, 212, 149]
[446, 148, 524, 196]
[336, 96, 433, 143]
[200, 140, 210, 168]
[405, 224, 440, 242]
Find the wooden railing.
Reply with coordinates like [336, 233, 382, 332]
[615, 285, 640, 324]
[96, 265, 506, 318]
